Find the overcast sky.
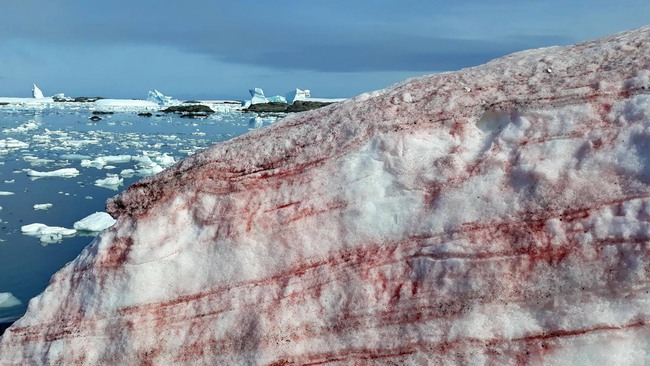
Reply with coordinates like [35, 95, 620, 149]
[0, 1, 648, 100]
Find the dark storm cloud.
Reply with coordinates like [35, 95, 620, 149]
[0, 0, 577, 73]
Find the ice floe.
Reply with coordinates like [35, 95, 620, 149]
[33, 204, 53, 211]
[81, 155, 132, 170]
[3, 120, 40, 134]
[21, 223, 76, 244]
[94, 174, 123, 190]
[0, 138, 29, 151]
[26, 168, 80, 178]
[73, 212, 116, 232]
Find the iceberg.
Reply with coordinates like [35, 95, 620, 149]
[248, 87, 268, 105]
[73, 212, 116, 232]
[31, 84, 44, 99]
[146, 89, 178, 106]
[266, 95, 287, 103]
[285, 88, 311, 104]
[0, 293, 21, 309]
[2, 26, 650, 365]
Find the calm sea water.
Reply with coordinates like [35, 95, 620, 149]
[0, 106, 274, 324]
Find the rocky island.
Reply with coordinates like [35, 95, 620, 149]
[1, 26, 649, 365]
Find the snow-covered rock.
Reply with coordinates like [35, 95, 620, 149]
[31, 84, 44, 99]
[2, 26, 650, 365]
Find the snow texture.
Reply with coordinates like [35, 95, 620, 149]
[2, 26, 650, 365]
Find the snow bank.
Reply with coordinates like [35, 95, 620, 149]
[2, 26, 650, 365]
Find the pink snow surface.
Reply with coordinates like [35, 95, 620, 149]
[2, 26, 650, 365]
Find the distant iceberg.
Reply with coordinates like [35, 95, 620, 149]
[32, 84, 44, 99]
[243, 87, 345, 108]
[285, 88, 310, 104]
[0, 293, 21, 308]
[249, 88, 269, 105]
[147, 89, 177, 106]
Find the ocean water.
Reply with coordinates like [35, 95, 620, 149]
[0, 106, 275, 324]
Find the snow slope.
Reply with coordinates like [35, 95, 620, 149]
[1, 26, 650, 365]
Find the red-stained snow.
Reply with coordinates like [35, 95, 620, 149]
[1, 26, 650, 365]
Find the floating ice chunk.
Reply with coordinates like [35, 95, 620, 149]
[120, 169, 136, 178]
[133, 155, 164, 176]
[103, 155, 132, 164]
[3, 120, 40, 134]
[73, 212, 116, 232]
[81, 155, 132, 169]
[81, 159, 105, 169]
[60, 154, 92, 161]
[26, 168, 79, 178]
[33, 203, 53, 211]
[94, 174, 123, 190]
[0, 138, 29, 150]
[137, 164, 163, 177]
[23, 156, 55, 167]
[32, 84, 44, 99]
[147, 89, 178, 106]
[285, 88, 311, 104]
[155, 153, 175, 168]
[21, 223, 76, 243]
[0, 293, 21, 308]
